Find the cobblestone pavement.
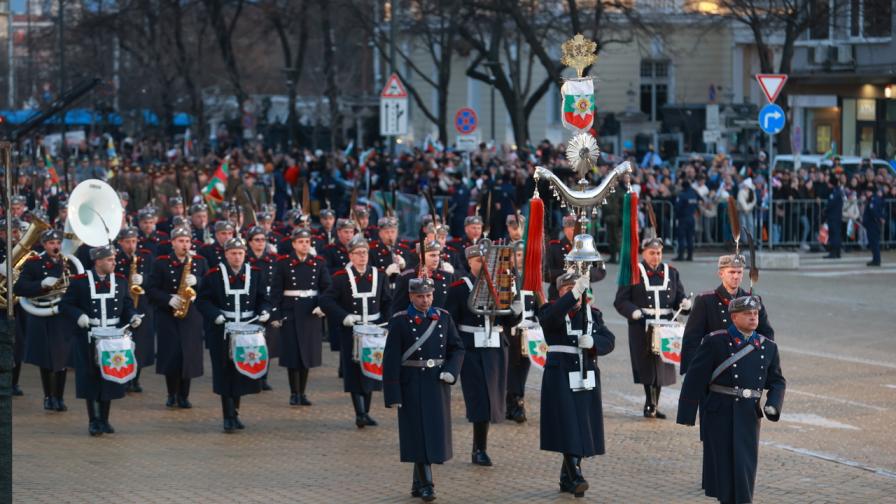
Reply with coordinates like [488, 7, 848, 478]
[13, 251, 896, 503]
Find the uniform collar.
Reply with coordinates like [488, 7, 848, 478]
[727, 324, 758, 347]
[407, 304, 439, 321]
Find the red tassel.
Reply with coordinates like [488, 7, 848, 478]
[629, 192, 641, 285]
[523, 196, 544, 303]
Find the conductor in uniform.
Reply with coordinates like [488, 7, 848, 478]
[198, 237, 272, 432]
[539, 272, 615, 498]
[614, 236, 690, 418]
[383, 277, 464, 502]
[677, 296, 786, 504]
[60, 245, 142, 436]
[147, 226, 208, 409]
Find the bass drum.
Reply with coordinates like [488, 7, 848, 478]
[226, 322, 269, 379]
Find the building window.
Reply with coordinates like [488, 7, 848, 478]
[640, 60, 669, 122]
[816, 124, 832, 154]
[809, 0, 832, 40]
[851, 0, 892, 38]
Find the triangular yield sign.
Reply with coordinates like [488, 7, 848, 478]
[755, 74, 788, 104]
[380, 73, 408, 98]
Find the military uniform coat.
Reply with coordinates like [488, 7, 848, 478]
[677, 327, 786, 504]
[138, 229, 168, 257]
[197, 263, 272, 397]
[681, 286, 774, 375]
[14, 253, 80, 371]
[614, 262, 687, 386]
[445, 274, 518, 423]
[115, 248, 156, 366]
[538, 292, 616, 456]
[390, 268, 453, 314]
[197, 242, 227, 269]
[270, 252, 331, 369]
[60, 271, 137, 401]
[383, 306, 465, 464]
[320, 265, 392, 394]
[248, 251, 281, 359]
[147, 253, 208, 378]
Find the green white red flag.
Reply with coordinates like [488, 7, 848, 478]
[202, 157, 230, 205]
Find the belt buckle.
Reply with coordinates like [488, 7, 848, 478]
[741, 388, 753, 398]
[425, 359, 435, 368]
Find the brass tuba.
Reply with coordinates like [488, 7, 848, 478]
[0, 216, 51, 309]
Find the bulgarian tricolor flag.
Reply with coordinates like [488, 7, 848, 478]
[44, 151, 60, 186]
[202, 156, 230, 205]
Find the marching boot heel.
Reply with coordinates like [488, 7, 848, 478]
[411, 464, 422, 498]
[54, 370, 67, 411]
[177, 378, 192, 409]
[165, 374, 178, 408]
[653, 386, 667, 419]
[471, 422, 492, 466]
[233, 397, 245, 430]
[570, 456, 588, 497]
[100, 400, 115, 434]
[351, 393, 366, 428]
[417, 463, 435, 501]
[288, 368, 300, 405]
[643, 384, 656, 418]
[512, 397, 527, 424]
[86, 400, 102, 436]
[298, 368, 312, 405]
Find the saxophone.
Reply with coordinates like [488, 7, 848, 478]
[129, 255, 144, 306]
[172, 253, 196, 319]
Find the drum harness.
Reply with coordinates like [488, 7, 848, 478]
[220, 263, 255, 322]
[87, 270, 120, 328]
[547, 305, 594, 390]
[346, 265, 380, 324]
[637, 263, 673, 319]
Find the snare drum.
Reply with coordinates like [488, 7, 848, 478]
[90, 326, 137, 384]
[353, 324, 388, 381]
[647, 320, 684, 365]
[225, 322, 269, 379]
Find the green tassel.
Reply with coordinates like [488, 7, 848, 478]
[617, 192, 632, 286]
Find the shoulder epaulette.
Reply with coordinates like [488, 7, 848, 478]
[549, 239, 561, 245]
[325, 243, 337, 249]
[449, 279, 466, 288]
[157, 230, 170, 237]
[206, 267, 220, 276]
[699, 290, 715, 297]
[398, 243, 411, 250]
[369, 240, 380, 247]
[192, 255, 207, 262]
[71, 273, 87, 279]
[333, 270, 347, 276]
[445, 245, 458, 252]
[139, 248, 152, 255]
[156, 255, 170, 261]
[708, 329, 728, 338]
[276, 254, 290, 262]
[26, 255, 41, 261]
[114, 272, 126, 279]
[391, 310, 408, 319]
[315, 255, 326, 261]
[158, 240, 171, 245]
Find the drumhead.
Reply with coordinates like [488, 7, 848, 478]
[353, 324, 386, 337]
[89, 326, 126, 339]
[225, 322, 264, 335]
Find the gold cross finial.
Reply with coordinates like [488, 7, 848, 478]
[561, 34, 597, 78]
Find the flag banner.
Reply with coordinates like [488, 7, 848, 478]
[561, 78, 596, 132]
[202, 157, 230, 204]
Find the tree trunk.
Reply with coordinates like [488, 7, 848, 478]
[318, 0, 341, 149]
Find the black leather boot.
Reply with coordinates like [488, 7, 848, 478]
[129, 369, 143, 393]
[233, 397, 245, 429]
[12, 363, 22, 396]
[177, 378, 192, 408]
[260, 372, 272, 391]
[410, 464, 421, 497]
[505, 394, 515, 420]
[86, 400, 103, 436]
[40, 368, 54, 410]
[288, 368, 300, 405]
[53, 370, 67, 411]
[298, 368, 311, 406]
[351, 393, 366, 428]
[99, 400, 115, 433]
[643, 384, 657, 418]
[560, 455, 588, 497]
[362, 391, 377, 426]
[165, 374, 178, 408]
[653, 386, 667, 419]
[471, 422, 492, 466]
[416, 463, 435, 501]
[512, 396, 527, 424]
[221, 397, 236, 433]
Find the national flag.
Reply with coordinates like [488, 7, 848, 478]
[343, 141, 354, 157]
[822, 142, 837, 161]
[359, 148, 375, 167]
[202, 156, 230, 205]
[561, 78, 596, 132]
[43, 150, 60, 186]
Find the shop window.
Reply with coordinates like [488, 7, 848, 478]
[859, 126, 875, 157]
[816, 124, 832, 154]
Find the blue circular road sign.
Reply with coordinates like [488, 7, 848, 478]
[758, 104, 786, 135]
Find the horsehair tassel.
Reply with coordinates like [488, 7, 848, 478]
[629, 191, 640, 286]
[522, 196, 544, 303]
[617, 191, 640, 286]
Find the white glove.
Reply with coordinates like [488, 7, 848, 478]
[441, 262, 454, 274]
[77, 314, 90, 328]
[214, 314, 226, 325]
[312, 306, 325, 318]
[41, 277, 59, 289]
[185, 274, 197, 287]
[258, 311, 271, 323]
[510, 299, 523, 315]
[385, 263, 401, 276]
[129, 314, 143, 328]
[309, 246, 317, 257]
[271, 320, 283, 328]
[632, 309, 643, 320]
[131, 273, 143, 286]
[764, 405, 778, 417]
[168, 295, 185, 310]
[578, 334, 594, 349]
[570, 274, 590, 298]
[394, 255, 406, 269]
[679, 298, 692, 311]
[50, 305, 59, 315]
[343, 314, 361, 327]
[439, 372, 455, 383]
[0, 261, 6, 273]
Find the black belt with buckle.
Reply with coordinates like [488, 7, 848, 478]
[709, 384, 763, 399]
[401, 358, 444, 368]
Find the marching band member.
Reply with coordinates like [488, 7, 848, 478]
[315, 208, 337, 245]
[613, 236, 689, 418]
[434, 224, 463, 275]
[453, 216, 484, 272]
[136, 208, 168, 257]
[545, 214, 577, 301]
[677, 296, 786, 504]
[197, 221, 235, 267]
[383, 277, 464, 502]
[505, 214, 525, 242]
[322, 218, 356, 271]
[270, 228, 331, 406]
[60, 245, 142, 436]
[189, 203, 212, 245]
[320, 235, 392, 428]
[538, 272, 615, 498]
[353, 205, 377, 239]
[505, 243, 536, 423]
[198, 237, 272, 433]
[14, 229, 78, 412]
[391, 240, 453, 313]
[246, 225, 279, 391]
[370, 216, 410, 276]
[156, 195, 186, 236]
[148, 226, 208, 409]
[680, 254, 774, 375]
[115, 227, 155, 393]
[0, 218, 26, 396]
[445, 242, 520, 466]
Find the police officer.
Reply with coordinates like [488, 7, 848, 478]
[614, 236, 690, 418]
[383, 277, 465, 502]
[320, 234, 392, 428]
[538, 272, 615, 498]
[60, 245, 142, 435]
[675, 178, 699, 261]
[198, 220, 235, 267]
[391, 240, 453, 314]
[198, 237, 272, 432]
[147, 226, 208, 408]
[824, 175, 844, 259]
[677, 296, 786, 504]
[14, 229, 79, 411]
[115, 226, 155, 393]
[505, 243, 537, 423]
[445, 241, 520, 466]
[270, 228, 331, 406]
[681, 254, 774, 375]
[863, 185, 885, 267]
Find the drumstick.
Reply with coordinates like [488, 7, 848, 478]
[672, 292, 693, 321]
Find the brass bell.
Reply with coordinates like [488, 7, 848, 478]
[565, 233, 602, 264]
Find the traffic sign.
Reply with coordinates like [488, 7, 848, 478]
[454, 107, 478, 135]
[758, 103, 785, 135]
[380, 73, 408, 98]
[703, 130, 722, 144]
[755, 74, 788, 103]
[456, 134, 479, 152]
